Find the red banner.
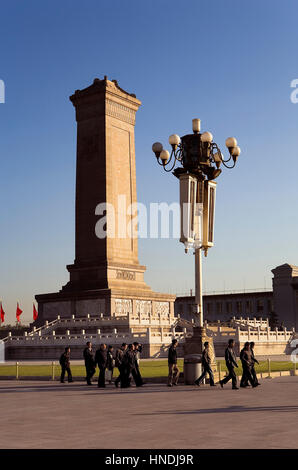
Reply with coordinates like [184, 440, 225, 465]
[33, 303, 38, 321]
[16, 302, 23, 322]
[0, 303, 5, 323]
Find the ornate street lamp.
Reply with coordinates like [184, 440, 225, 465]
[152, 118, 241, 332]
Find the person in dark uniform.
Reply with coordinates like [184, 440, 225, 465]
[133, 342, 144, 386]
[59, 346, 73, 383]
[115, 343, 127, 388]
[168, 339, 180, 387]
[195, 342, 215, 387]
[95, 343, 107, 388]
[106, 345, 115, 384]
[239, 344, 248, 387]
[83, 341, 95, 385]
[250, 342, 260, 386]
[121, 344, 137, 388]
[220, 339, 239, 389]
[240, 342, 256, 388]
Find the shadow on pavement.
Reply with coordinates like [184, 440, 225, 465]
[134, 404, 298, 415]
[0, 383, 209, 395]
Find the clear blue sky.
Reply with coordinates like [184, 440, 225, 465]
[0, 0, 298, 324]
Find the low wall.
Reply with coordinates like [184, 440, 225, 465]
[5, 342, 153, 361]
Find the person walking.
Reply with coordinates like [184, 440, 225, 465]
[121, 344, 136, 388]
[115, 343, 128, 388]
[59, 346, 73, 383]
[95, 343, 107, 388]
[168, 339, 180, 387]
[195, 342, 215, 387]
[83, 341, 95, 385]
[240, 342, 256, 388]
[220, 339, 239, 390]
[133, 342, 144, 386]
[106, 345, 115, 385]
[250, 342, 260, 386]
[239, 344, 248, 387]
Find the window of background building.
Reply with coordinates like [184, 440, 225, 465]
[257, 299, 264, 312]
[236, 301, 242, 314]
[178, 303, 184, 314]
[267, 299, 273, 313]
[226, 302, 232, 314]
[206, 303, 213, 314]
[216, 302, 222, 314]
[245, 300, 253, 314]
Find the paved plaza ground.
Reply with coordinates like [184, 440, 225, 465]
[0, 376, 297, 449]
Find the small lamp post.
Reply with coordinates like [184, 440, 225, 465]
[152, 118, 241, 353]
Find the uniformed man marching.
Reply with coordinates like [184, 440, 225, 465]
[220, 339, 239, 390]
[121, 344, 137, 388]
[133, 342, 144, 386]
[240, 341, 256, 388]
[59, 346, 73, 383]
[83, 341, 95, 385]
[95, 343, 107, 388]
[114, 343, 128, 388]
[195, 341, 216, 387]
[250, 341, 260, 386]
[167, 339, 180, 387]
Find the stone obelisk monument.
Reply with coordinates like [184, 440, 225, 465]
[35, 77, 175, 323]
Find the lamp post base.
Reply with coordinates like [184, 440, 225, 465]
[183, 326, 216, 366]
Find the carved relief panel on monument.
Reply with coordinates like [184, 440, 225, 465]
[115, 299, 132, 316]
[155, 302, 170, 316]
[136, 300, 152, 316]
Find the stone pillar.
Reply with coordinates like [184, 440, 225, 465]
[284, 327, 287, 340]
[110, 298, 116, 317]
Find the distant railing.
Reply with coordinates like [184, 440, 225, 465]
[206, 324, 295, 343]
[176, 287, 273, 297]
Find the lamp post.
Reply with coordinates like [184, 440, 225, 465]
[152, 118, 240, 352]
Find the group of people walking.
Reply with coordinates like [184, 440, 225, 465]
[167, 338, 261, 389]
[219, 339, 260, 389]
[59, 337, 261, 389]
[59, 341, 144, 387]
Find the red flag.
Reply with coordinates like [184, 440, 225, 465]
[0, 303, 5, 323]
[16, 302, 23, 322]
[33, 303, 38, 321]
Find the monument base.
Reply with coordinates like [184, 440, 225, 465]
[35, 287, 176, 327]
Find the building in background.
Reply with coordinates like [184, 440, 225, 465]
[175, 264, 298, 330]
